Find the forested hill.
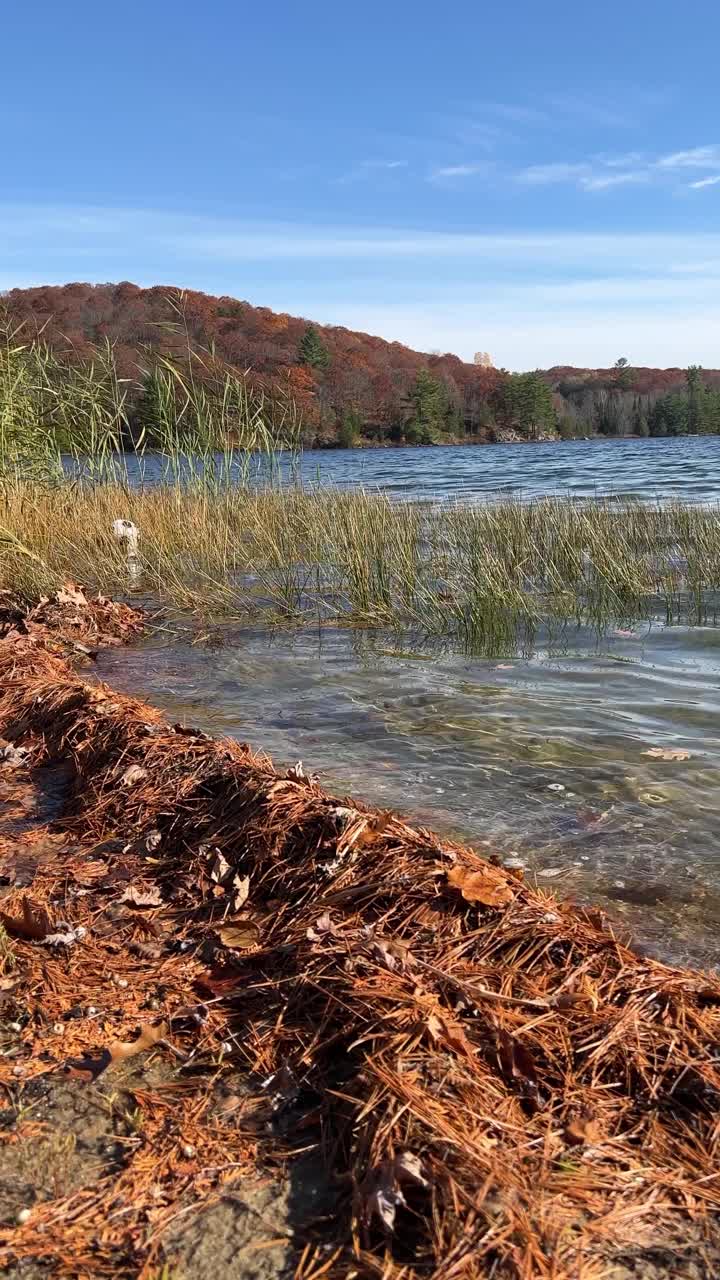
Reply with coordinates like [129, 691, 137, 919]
[4, 282, 720, 446]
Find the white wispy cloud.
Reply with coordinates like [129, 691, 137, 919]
[514, 144, 720, 193]
[656, 145, 720, 169]
[545, 88, 668, 129]
[465, 89, 665, 137]
[429, 163, 487, 181]
[517, 163, 591, 185]
[594, 151, 646, 169]
[333, 159, 409, 185]
[579, 171, 650, 191]
[688, 174, 720, 190]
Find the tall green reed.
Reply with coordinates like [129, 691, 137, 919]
[0, 298, 301, 492]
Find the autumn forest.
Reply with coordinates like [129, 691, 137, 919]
[4, 281, 720, 449]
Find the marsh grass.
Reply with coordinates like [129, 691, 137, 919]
[2, 478, 720, 648]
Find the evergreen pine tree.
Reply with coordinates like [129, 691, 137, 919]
[404, 369, 448, 443]
[298, 324, 330, 370]
[686, 365, 706, 434]
[503, 372, 556, 438]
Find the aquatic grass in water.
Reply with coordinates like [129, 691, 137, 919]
[3, 479, 720, 648]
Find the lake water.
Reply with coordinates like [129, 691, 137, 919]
[102, 438, 720, 968]
[125, 434, 720, 503]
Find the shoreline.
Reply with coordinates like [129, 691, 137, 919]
[301, 432, 653, 451]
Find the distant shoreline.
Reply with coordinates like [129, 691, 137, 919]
[312, 432, 660, 451]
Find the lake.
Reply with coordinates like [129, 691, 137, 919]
[102, 437, 720, 967]
[124, 433, 720, 503]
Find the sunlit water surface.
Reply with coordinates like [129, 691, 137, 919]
[124, 434, 720, 503]
[100, 617, 720, 969]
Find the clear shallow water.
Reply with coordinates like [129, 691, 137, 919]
[101, 616, 720, 969]
[122, 435, 720, 503]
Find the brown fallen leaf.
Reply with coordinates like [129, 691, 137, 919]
[56, 582, 87, 607]
[119, 883, 162, 908]
[0, 839, 61, 887]
[361, 928, 414, 974]
[362, 1150, 430, 1234]
[564, 1110, 602, 1146]
[496, 1029, 539, 1108]
[209, 849, 232, 884]
[306, 911, 339, 942]
[426, 1010, 474, 1058]
[0, 976, 20, 1010]
[218, 921, 261, 949]
[335, 810, 394, 859]
[0, 895, 53, 941]
[643, 747, 691, 761]
[65, 1021, 169, 1081]
[232, 874, 250, 911]
[71, 860, 111, 885]
[108, 1023, 168, 1062]
[128, 940, 163, 960]
[133, 914, 163, 938]
[446, 864, 515, 908]
[121, 764, 148, 787]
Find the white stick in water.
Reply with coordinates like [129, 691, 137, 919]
[112, 519, 141, 584]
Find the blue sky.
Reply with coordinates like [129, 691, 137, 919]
[4, 0, 720, 368]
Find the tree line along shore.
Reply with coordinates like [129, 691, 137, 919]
[3, 283, 719, 452]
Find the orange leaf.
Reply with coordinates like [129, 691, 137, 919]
[564, 1111, 602, 1147]
[108, 1022, 169, 1064]
[446, 865, 514, 908]
[0, 895, 52, 941]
